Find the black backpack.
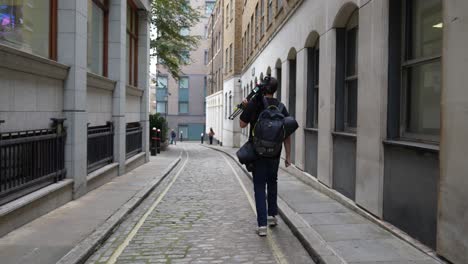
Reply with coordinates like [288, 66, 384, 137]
[253, 97, 286, 158]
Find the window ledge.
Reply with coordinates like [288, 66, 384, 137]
[304, 127, 318, 133]
[332, 131, 357, 139]
[0, 44, 69, 80]
[87, 72, 116, 91]
[383, 139, 439, 152]
[126, 85, 144, 97]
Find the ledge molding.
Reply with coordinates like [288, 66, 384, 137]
[0, 44, 69, 80]
[126, 85, 144, 97]
[87, 72, 116, 91]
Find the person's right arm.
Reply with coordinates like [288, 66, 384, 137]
[284, 136, 291, 167]
[239, 99, 252, 129]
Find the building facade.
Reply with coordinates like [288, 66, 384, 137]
[155, 0, 210, 141]
[210, 0, 468, 262]
[206, 0, 224, 145]
[0, 0, 151, 235]
[221, 0, 243, 148]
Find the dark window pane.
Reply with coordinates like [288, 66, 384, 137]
[346, 28, 357, 77]
[314, 48, 320, 86]
[407, 0, 442, 60]
[345, 80, 358, 129]
[406, 61, 441, 136]
[314, 88, 319, 128]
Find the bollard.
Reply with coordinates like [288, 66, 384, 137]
[151, 127, 157, 156]
[156, 129, 161, 154]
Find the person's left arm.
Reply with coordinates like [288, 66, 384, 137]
[239, 99, 253, 128]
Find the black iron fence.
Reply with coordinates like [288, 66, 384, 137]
[0, 120, 66, 206]
[126, 124, 143, 159]
[87, 123, 114, 173]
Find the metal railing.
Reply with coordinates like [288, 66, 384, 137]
[0, 119, 66, 206]
[87, 123, 114, 173]
[126, 124, 142, 159]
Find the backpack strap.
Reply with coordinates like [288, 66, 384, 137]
[277, 102, 285, 114]
[262, 96, 270, 110]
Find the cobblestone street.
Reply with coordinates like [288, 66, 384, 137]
[86, 143, 312, 264]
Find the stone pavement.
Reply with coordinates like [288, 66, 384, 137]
[86, 143, 313, 264]
[209, 145, 444, 264]
[0, 146, 182, 264]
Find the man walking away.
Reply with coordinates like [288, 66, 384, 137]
[208, 128, 215, 145]
[170, 129, 176, 145]
[201, 133, 204, 144]
[180, 131, 183, 142]
[239, 77, 292, 237]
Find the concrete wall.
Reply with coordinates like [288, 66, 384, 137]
[222, 76, 242, 147]
[206, 91, 223, 144]
[437, 0, 468, 262]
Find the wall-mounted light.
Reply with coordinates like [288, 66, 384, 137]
[433, 23, 443, 28]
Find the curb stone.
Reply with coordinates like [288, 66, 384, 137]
[203, 145, 342, 264]
[56, 154, 182, 264]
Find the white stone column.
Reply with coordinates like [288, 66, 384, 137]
[108, 0, 127, 175]
[437, 1, 468, 263]
[58, 0, 88, 198]
[316, 30, 336, 188]
[355, 0, 388, 218]
[138, 10, 150, 162]
[295, 48, 308, 171]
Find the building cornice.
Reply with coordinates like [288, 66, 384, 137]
[0, 44, 69, 81]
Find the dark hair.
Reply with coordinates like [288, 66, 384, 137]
[262, 76, 278, 95]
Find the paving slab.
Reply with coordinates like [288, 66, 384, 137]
[0, 146, 182, 264]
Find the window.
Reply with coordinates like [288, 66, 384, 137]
[204, 50, 208, 65]
[268, 0, 273, 25]
[260, 0, 265, 36]
[225, 48, 229, 72]
[204, 25, 208, 38]
[229, 44, 233, 71]
[229, 93, 233, 115]
[306, 41, 320, 128]
[180, 27, 190, 36]
[87, 0, 109, 76]
[180, 50, 190, 64]
[250, 15, 254, 52]
[255, 4, 259, 44]
[157, 75, 168, 89]
[277, 0, 283, 12]
[344, 12, 358, 131]
[205, 1, 215, 15]
[127, 1, 138, 86]
[179, 77, 189, 114]
[179, 77, 189, 89]
[335, 10, 359, 133]
[0, 0, 57, 59]
[156, 102, 167, 113]
[179, 102, 189, 114]
[230, 0, 233, 20]
[225, 93, 228, 119]
[402, 0, 442, 141]
[226, 3, 229, 27]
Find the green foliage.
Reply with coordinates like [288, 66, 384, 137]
[151, 0, 202, 79]
[149, 113, 168, 142]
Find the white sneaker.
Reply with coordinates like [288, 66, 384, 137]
[257, 226, 267, 237]
[268, 216, 278, 227]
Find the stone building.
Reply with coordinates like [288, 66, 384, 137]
[0, 0, 151, 236]
[211, 0, 468, 262]
[155, 0, 210, 141]
[221, 0, 244, 148]
[205, 0, 224, 145]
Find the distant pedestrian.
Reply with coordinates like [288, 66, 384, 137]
[180, 131, 184, 142]
[201, 133, 204, 144]
[208, 128, 215, 145]
[170, 129, 176, 145]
